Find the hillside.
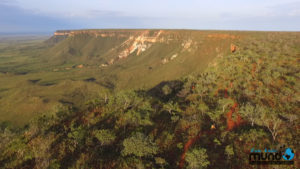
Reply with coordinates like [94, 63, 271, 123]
[44, 29, 238, 89]
[0, 30, 240, 125]
[0, 30, 299, 168]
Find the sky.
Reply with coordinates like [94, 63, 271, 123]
[0, 0, 300, 33]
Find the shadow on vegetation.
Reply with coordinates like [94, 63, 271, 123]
[147, 80, 184, 102]
[28, 79, 41, 84]
[97, 81, 115, 90]
[15, 159, 36, 169]
[84, 77, 96, 82]
[14, 71, 28, 75]
[58, 99, 74, 106]
[60, 148, 81, 169]
[0, 88, 9, 93]
[42, 98, 50, 103]
[39, 82, 56, 86]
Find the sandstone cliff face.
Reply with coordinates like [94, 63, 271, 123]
[117, 30, 164, 59]
[53, 30, 165, 60]
[54, 32, 70, 36]
[54, 30, 148, 37]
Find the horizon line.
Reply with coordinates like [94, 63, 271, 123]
[1, 28, 300, 35]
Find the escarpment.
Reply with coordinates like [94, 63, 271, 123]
[49, 29, 239, 67]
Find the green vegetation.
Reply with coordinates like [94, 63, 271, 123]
[93, 129, 116, 146]
[122, 132, 158, 158]
[185, 148, 209, 169]
[0, 30, 234, 125]
[0, 30, 299, 168]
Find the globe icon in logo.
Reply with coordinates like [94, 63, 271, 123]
[282, 148, 294, 161]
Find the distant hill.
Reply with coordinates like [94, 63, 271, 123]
[43, 29, 238, 89]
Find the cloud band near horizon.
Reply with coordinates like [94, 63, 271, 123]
[1, 0, 300, 33]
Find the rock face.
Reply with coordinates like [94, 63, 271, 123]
[54, 30, 157, 38]
[162, 58, 169, 64]
[54, 32, 70, 36]
[117, 30, 163, 59]
[53, 30, 167, 61]
[170, 54, 178, 60]
[54, 30, 73, 36]
[181, 39, 193, 51]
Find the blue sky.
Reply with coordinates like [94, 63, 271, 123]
[1, 0, 300, 33]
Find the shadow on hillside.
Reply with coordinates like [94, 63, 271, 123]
[147, 80, 184, 102]
[96, 80, 115, 90]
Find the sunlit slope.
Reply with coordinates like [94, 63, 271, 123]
[0, 30, 242, 125]
[44, 30, 237, 89]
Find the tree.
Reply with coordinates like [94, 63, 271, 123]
[218, 98, 234, 113]
[239, 103, 264, 126]
[224, 144, 235, 168]
[93, 129, 116, 146]
[112, 91, 143, 111]
[163, 101, 182, 122]
[67, 125, 87, 150]
[122, 132, 158, 158]
[115, 98, 153, 134]
[185, 148, 210, 169]
[155, 157, 167, 168]
[240, 129, 268, 144]
[196, 102, 209, 116]
[225, 145, 234, 160]
[264, 115, 282, 142]
[206, 110, 223, 125]
[194, 78, 209, 101]
[121, 109, 153, 128]
[258, 110, 282, 141]
[162, 85, 172, 95]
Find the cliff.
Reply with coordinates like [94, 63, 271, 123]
[50, 29, 239, 65]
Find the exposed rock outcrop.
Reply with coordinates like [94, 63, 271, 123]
[170, 54, 178, 60]
[231, 44, 237, 53]
[117, 30, 164, 59]
[182, 39, 193, 50]
[77, 64, 84, 68]
[162, 58, 169, 64]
